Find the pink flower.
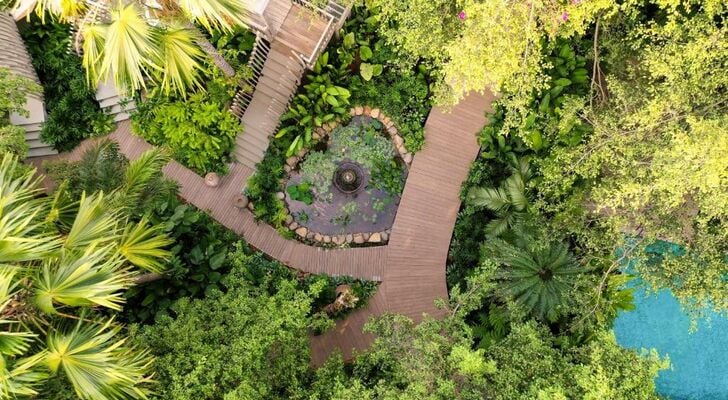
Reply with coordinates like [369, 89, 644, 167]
[571, 0, 581, 4]
[458, 11, 466, 20]
[561, 11, 569, 21]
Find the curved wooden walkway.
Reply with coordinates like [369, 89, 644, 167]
[31, 91, 494, 363]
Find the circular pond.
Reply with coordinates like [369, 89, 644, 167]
[283, 113, 409, 244]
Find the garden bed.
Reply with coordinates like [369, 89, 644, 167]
[267, 107, 411, 246]
[243, 5, 432, 240]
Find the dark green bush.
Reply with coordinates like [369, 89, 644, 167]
[19, 15, 112, 151]
[131, 81, 239, 175]
[125, 197, 240, 322]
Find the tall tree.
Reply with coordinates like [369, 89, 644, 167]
[536, 2, 728, 313]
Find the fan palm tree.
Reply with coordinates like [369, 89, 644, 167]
[482, 230, 582, 322]
[467, 157, 532, 237]
[28, 0, 250, 95]
[0, 152, 171, 399]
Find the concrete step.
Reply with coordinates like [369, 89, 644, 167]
[236, 132, 269, 154]
[18, 122, 43, 132]
[113, 112, 131, 122]
[234, 145, 265, 169]
[26, 147, 58, 158]
[236, 126, 270, 150]
[24, 130, 41, 140]
[99, 95, 121, 109]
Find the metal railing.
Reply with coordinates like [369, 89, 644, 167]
[290, 0, 349, 68]
[230, 34, 271, 118]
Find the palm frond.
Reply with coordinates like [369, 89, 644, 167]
[0, 266, 37, 357]
[46, 319, 153, 400]
[64, 193, 118, 251]
[81, 23, 107, 87]
[34, 246, 134, 313]
[178, 0, 249, 32]
[152, 26, 205, 95]
[467, 186, 511, 212]
[110, 147, 168, 213]
[484, 215, 511, 238]
[0, 352, 48, 399]
[116, 217, 172, 273]
[504, 174, 527, 211]
[100, 3, 154, 94]
[482, 234, 582, 322]
[45, 181, 79, 233]
[0, 155, 60, 263]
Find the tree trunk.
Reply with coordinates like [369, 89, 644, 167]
[135, 272, 164, 285]
[189, 25, 237, 77]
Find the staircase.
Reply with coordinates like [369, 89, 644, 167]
[230, 0, 350, 169]
[232, 41, 306, 168]
[0, 12, 57, 158]
[96, 80, 135, 122]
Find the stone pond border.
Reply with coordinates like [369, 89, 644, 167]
[246, 106, 412, 247]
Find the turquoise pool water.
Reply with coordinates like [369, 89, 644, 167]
[614, 279, 728, 399]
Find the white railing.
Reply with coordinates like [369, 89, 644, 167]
[291, 0, 349, 68]
[230, 34, 271, 118]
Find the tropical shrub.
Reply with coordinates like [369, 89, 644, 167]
[131, 261, 319, 400]
[0, 153, 171, 399]
[44, 139, 128, 196]
[481, 228, 583, 323]
[0, 67, 41, 159]
[276, 52, 351, 156]
[466, 158, 532, 237]
[203, 26, 256, 69]
[131, 82, 239, 175]
[19, 16, 113, 151]
[125, 201, 240, 322]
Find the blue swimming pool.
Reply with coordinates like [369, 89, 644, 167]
[614, 281, 728, 399]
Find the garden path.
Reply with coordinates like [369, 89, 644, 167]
[309, 91, 494, 364]
[33, 90, 494, 364]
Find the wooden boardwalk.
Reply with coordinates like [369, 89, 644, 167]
[32, 91, 494, 363]
[310, 92, 494, 364]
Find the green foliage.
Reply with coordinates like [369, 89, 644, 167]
[483, 322, 665, 400]
[287, 182, 314, 205]
[131, 261, 320, 400]
[0, 125, 29, 159]
[0, 154, 171, 398]
[243, 139, 289, 228]
[533, 4, 728, 313]
[203, 26, 256, 69]
[0, 66, 41, 123]
[277, 52, 351, 156]
[131, 79, 239, 174]
[482, 228, 583, 323]
[466, 158, 532, 237]
[44, 140, 128, 197]
[349, 70, 430, 152]
[125, 201, 239, 322]
[19, 15, 113, 151]
[131, 249, 379, 399]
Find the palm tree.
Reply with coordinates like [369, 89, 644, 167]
[482, 230, 582, 322]
[28, 0, 250, 95]
[0, 152, 171, 399]
[466, 157, 532, 237]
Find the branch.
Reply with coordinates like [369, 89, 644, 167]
[569, 228, 644, 331]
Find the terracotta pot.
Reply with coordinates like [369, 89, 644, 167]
[205, 172, 220, 187]
[234, 195, 249, 209]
